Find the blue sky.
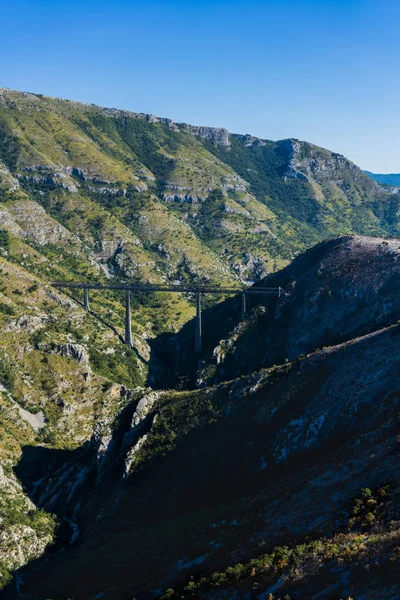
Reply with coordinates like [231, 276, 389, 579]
[1, 0, 399, 172]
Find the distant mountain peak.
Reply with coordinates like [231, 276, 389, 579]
[365, 170, 400, 188]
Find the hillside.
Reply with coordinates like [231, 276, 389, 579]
[2, 236, 400, 599]
[166, 235, 400, 388]
[1, 87, 400, 597]
[1, 86, 400, 292]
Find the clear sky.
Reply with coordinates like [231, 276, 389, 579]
[1, 0, 399, 172]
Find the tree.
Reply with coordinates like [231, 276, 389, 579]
[0, 229, 10, 250]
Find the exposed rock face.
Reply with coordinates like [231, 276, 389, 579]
[91, 103, 231, 147]
[123, 434, 149, 475]
[15, 314, 400, 600]
[17, 406, 46, 432]
[1, 86, 399, 292]
[0, 465, 55, 579]
[4, 315, 47, 334]
[0, 160, 20, 192]
[0, 207, 24, 236]
[5, 200, 73, 246]
[130, 390, 163, 428]
[19, 165, 79, 193]
[2, 85, 400, 599]
[231, 132, 267, 147]
[50, 343, 91, 367]
[122, 389, 165, 475]
[181, 124, 231, 147]
[280, 138, 380, 197]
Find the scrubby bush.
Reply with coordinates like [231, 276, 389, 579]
[349, 485, 391, 529]
[0, 356, 16, 392]
[0, 229, 10, 250]
[0, 302, 15, 316]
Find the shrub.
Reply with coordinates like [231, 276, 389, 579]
[349, 485, 391, 529]
[0, 229, 10, 250]
[27, 282, 39, 293]
[0, 302, 15, 316]
[0, 356, 15, 392]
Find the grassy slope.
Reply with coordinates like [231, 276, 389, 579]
[0, 232, 153, 585]
[1, 87, 400, 288]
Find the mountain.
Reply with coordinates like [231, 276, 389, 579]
[4, 235, 400, 600]
[0, 87, 400, 597]
[166, 234, 400, 388]
[365, 170, 400, 187]
[1, 86, 400, 291]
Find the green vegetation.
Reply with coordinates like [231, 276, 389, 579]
[88, 345, 142, 387]
[0, 119, 20, 171]
[160, 485, 397, 599]
[127, 388, 221, 472]
[0, 229, 10, 250]
[0, 355, 16, 392]
[1, 87, 398, 290]
[0, 302, 14, 315]
[0, 88, 400, 597]
[348, 485, 392, 529]
[0, 487, 57, 590]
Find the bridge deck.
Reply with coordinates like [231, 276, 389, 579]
[51, 282, 286, 295]
[51, 281, 288, 352]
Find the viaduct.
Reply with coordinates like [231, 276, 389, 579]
[51, 282, 286, 353]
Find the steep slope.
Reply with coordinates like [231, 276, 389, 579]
[3, 235, 400, 599]
[10, 315, 400, 599]
[167, 235, 400, 387]
[0, 229, 157, 584]
[1, 86, 400, 287]
[1, 87, 398, 393]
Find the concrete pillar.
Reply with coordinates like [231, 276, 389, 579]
[241, 292, 246, 321]
[195, 292, 202, 353]
[125, 290, 132, 349]
[84, 288, 89, 312]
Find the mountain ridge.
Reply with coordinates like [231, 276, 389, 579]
[365, 169, 400, 187]
[1, 86, 389, 170]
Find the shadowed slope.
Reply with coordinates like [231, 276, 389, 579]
[7, 313, 400, 599]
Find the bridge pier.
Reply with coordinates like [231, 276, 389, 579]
[125, 290, 132, 349]
[84, 288, 89, 312]
[195, 292, 202, 353]
[241, 292, 246, 321]
[51, 282, 285, 354]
